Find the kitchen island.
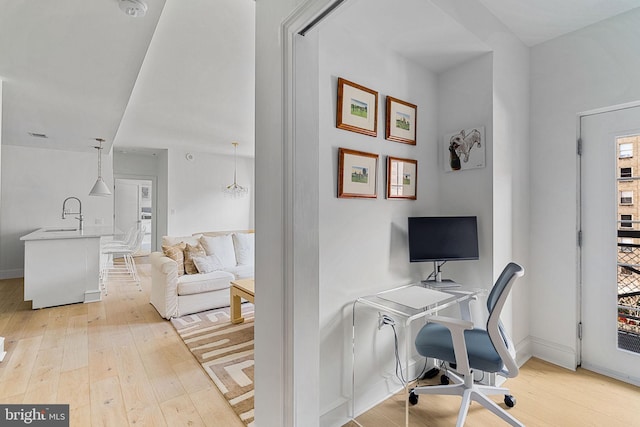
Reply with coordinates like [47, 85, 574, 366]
[20, 226, 114, 309]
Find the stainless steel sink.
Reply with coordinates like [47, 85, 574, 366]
[44, 228, 78, 232]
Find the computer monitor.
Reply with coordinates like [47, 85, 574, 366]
[408, 216, 479, 281]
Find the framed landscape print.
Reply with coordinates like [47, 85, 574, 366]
[338, 148, 379, 199]
[385, 96, 416, 145]
[387, 156, 417, 200]
[336, 78, 378, 137]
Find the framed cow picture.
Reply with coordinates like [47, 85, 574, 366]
[443, 126, 485, 172]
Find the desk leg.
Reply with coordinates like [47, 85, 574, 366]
[230, 289, 244, 324]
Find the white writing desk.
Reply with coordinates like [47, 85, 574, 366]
[351, 282, 477, 427]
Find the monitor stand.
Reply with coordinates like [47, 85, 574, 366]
[421, 261, 461, 288]
[432, 261, 444, 282]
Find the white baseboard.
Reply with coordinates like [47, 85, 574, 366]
[320, 358, 420, 427]
[0, 269, 23, 280]
[84, 289, 102, 303]
[529, 335, 578, 370]
[0, 337, 6, 362]
[580, 362, 640, 387]
[515, 336, 533, 367]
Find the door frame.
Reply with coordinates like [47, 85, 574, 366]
[113, 173, 158, 253]
[577, 100, 640, 371]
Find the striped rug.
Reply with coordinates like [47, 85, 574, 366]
[171, 305, 255, 426]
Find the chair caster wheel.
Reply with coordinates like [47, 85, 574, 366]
[409, 390, 419, 405]
[440, 375, 450, 385]
[504, 394, 516, 407]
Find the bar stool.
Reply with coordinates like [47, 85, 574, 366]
[100, 225, 145, 295]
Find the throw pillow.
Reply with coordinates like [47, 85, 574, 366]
[199, 234, 237, 268]
[162, 234, 203, 248]
[184, 243, 207, 275]
[232, 232, 254, 266]
[192, 254, 225, 274]
[162, 242, 187, 276]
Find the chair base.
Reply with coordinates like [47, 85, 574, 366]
[100, 253, 142, 295]
[411, 371, 523, 427]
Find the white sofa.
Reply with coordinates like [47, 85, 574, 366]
[150, 230, 254, 319]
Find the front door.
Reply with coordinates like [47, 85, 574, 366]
[580, 105, 640, 384]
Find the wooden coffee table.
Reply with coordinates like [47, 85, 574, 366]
[230, 278, 254, 324]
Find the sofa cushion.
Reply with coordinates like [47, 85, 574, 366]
[192, 254, 224, 274]
[162, 242, 186, 276]
[200, 234, 237, 268]
[226, 264, 254, 280]
[232, 232, 254, 266]
[177, 270, 235, 296]
[162, 234, 203, 248]
[184, 243, 206, 275]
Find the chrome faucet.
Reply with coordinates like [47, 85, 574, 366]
[62, 196, 83, 231]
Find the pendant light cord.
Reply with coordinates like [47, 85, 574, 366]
[95, 138, 105, 179]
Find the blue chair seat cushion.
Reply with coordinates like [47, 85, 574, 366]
[415, 323, 503, 373]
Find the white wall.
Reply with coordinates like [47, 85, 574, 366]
[167, 149, 254, 236]
[529, 9, 640, 368]
[438, 53, 494, 292]
[318, 23, 440, 422]
[0, 145, 114, 278]
[432, 0, 531, 362]
[0, 80, 3, 254]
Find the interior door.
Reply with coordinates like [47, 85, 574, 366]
[581, 105, 640, 384]
[114, 179, 140, 239]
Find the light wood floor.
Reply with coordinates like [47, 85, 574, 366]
[0, 259, 243, 427]
[2, 261, 639, 427]
[345, 352, 640, 427]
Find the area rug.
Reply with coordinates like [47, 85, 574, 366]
[171, 305, 255, 426]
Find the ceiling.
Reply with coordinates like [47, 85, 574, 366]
[0, 0, 255, 157]
[0, 0, 638, 158]
[327, 0, 492, 74]
[478, 0, 640, 46]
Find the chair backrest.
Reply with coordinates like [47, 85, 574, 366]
[129, 225, 147, 253]
[121, 224, 138, 246]
[485, 262, 525, 378]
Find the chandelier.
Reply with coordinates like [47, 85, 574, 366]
[223, 142, 248, 198]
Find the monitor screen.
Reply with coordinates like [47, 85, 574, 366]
[408, 216, 479, 262]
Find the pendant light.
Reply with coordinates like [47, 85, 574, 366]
[89, 138, 112, 197]
[223, 142, 248, 198]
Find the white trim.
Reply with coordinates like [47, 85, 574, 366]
[514, 336, 533, 367]
[529, 336, 578, 370]
[579, 100, 640, 118]
[577, 103, 640, 371]
[281, 1, 343, 425]
[0, 337, 6, 362]
[581, 361, 640, 387]
[0, 269, 23, 280]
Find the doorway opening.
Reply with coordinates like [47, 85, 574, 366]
[114, 177, 155, 256]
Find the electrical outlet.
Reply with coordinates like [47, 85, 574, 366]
[378, 313, 395, 329]
[378, 312, 384, 329]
